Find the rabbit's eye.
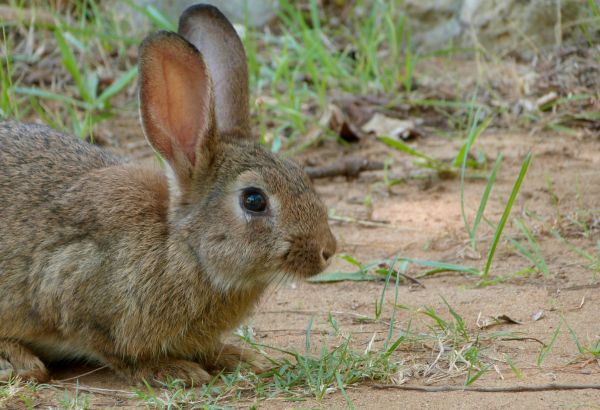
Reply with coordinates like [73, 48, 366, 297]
[241, 188, 268, 214]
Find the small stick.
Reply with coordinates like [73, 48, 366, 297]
[499, 337, 546, 346]
[56, 365, 109, 382]
[399, 272, 426, 288]
[373, 383, 600, 393]
[50, 382, 135, 398]
[561, 283, 600, 291]
[305, 156, 385, 179]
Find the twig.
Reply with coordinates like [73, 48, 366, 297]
[400, 273, 426, 288]
[305, 156, 385, 179]
[50, 382, 135, 398]
[499, 337, 546, 346]
[56, 365, 108, 382]
[372, 383, 600, 393]
[561, 282, 600, 291]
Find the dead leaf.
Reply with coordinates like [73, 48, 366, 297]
[496, 315, 522, 325]
[362, 113, 422, 141]
[323, 103, 366, 142]
[477, 314, 522, 329]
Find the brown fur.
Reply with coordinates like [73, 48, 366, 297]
[0, 4, 335, 386]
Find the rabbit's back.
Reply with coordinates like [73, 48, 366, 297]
[0, 122, 122, 255]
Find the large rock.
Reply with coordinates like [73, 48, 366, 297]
[405, 0, 597, 57]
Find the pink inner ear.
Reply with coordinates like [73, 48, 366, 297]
[140, 36, 212, 169]
[162, 60, 207, 166]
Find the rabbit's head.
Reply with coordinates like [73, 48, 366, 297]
[138, 5, 336, 292]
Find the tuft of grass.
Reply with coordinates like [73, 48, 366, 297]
[59, 383, 91, 410]
[565, 318, 600, 359]
[418, 298, 514, 386]
[3, 0, 140, 140]
[508, 217, 550, 277]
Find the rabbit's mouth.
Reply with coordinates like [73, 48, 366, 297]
[280, 235, 335, 278]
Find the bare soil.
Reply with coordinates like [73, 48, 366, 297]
[4, 125, 600, 409]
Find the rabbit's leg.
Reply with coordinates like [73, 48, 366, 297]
[206, 343, 272, 374]
[0, 339, 48, 382]
[106, 356, 212, 387]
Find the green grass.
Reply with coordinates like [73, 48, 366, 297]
[126, 295, 519, 407]
[481, 152, 533, 280]
[2, 0, 140, 139]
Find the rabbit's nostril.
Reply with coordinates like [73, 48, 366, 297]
[321, 249, 332, 262]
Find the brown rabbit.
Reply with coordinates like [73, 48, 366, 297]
[0, 4, 336, 386]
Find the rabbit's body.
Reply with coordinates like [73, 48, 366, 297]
[0, 122, 260, 356]
[0, 122, 281, 379]
[0, 4, 336, 385]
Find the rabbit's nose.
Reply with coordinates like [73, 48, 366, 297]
[320, 232, 337, 264]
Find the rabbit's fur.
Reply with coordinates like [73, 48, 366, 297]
[0, 4, 336, 386]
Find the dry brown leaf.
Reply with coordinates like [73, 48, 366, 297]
[362, 113, 422, 141]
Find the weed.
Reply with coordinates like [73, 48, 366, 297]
[59, 385, 91, 410]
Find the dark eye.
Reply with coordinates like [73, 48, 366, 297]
[241, 188, 268, 214]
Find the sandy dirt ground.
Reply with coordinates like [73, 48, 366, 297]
[3, 125, 600, 409]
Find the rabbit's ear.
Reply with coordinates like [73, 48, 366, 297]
[139, 31, 217, 184]
[178, 5, 251, 139]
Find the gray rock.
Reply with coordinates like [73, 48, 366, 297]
[405, 0, 597, 57]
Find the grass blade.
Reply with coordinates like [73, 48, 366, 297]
[54, 29, 91, 103]
[98, 66, 138, 104]
[335, 371, 355, 410]
[403, 257, 481, 276]
[465, 364, 491, 386]
[378, 136, 441, 166]
[537, 322, 561, 367]
[308, 270, 376, 282]
[14, 87, 90, 109]
[505, 355, 525, 381]
[483, 152, 533, 279]
[468, 154, 503, 249]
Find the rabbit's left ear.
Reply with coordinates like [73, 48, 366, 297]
[178, 5, 251, 139]
[138, 31, 218, 188]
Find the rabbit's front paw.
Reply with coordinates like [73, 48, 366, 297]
[208, 344, 272, 374]
[0, 357, 14, 381]
[0, 340, 49, 382]
[133, 359, 211, 387]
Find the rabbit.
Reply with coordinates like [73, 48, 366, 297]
[0, 4, 336, 386]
